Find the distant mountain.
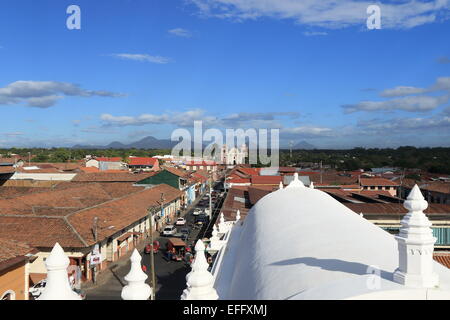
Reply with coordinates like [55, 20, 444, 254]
[73, 136, 177, 149]
[293, 141, 316, 150]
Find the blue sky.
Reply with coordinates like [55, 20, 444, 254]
[0, 0, 450, 148]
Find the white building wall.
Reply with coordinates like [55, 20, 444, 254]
[10, 173, 77, 181]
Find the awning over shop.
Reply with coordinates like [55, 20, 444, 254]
[117, 232, 132, 242]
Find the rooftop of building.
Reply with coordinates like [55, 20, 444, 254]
[0, 238, 38, 274]
[213, 178, 450, 300]
[0, 182, 182, 249]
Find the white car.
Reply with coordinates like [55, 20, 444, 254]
[29, 279, 47, 299]
[175, 217, 186, 226]
[192, 209, 202, 216]
[162, 225, 177, 236]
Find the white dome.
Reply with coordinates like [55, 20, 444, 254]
[215, 185, 450, 299]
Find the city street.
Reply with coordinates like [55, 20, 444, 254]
[83, 183, 225, 300]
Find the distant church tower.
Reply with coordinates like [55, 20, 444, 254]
[220, 144, 247, 167]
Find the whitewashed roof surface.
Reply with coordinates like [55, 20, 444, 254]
[214, 183, 450, 300]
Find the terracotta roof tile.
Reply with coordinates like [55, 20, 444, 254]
[0, 238, 36, 265]
[96, 157, 123, 162]
[251, 175, 282, 185]
[128, 157, 159, 166]
[72, 172, 155, 182]
[0, 216, 85, 248]
[434, 252, 450, 269]
[68, 184, 183, 246]
[344, 203, 450, 215]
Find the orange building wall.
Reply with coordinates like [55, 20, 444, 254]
[0, 262, 27, 300]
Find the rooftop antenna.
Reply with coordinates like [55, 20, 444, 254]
[289, 140, 293, 158]
[320, 160, 323, 184]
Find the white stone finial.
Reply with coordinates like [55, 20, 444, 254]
[38, 243, 81, 300]
[121, 249, 152, 300]
[393, 184, 439, 288]
[286, 172, 305, 188]
[181, 240, 218, 300]
[195, 239, 206, 253]
[211, 224, 218, 239]
[235, 210, 241, 222]
[279, 181, 284, 189]
[218, 212, 228, 234]
[309, 181, 314, 189]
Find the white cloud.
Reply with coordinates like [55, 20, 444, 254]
[110, 53, 172, 64]
[357, 115, 450, 132]
[343, 94, 450, 113]
[380, 86, 428, 97]
[0, 81, 124, 108]
[188, 0, 450, 29]
[281, 125, 333, 137]
[344, 76, 450, 113]
[168, 28, 192, 37]
[2, 132, 24, 137]
[380, 77, 450, 97]
[303, 31, 328, 36]
[100, 110, 301, 129]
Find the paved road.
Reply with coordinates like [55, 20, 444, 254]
[84, 184, 224, 300]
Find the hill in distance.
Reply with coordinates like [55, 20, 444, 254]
[292, 141, 316, 150]
[73, 136, 178, 149]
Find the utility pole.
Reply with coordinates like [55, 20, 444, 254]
[147, 207, 156, 300]
[320, 161, 323, 184]
[208, 171, 212, 220]
[158, 193, 166, 224]
[92, 217, 98, 284]
[289, 140, 293, 158]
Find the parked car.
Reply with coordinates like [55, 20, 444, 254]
[29, 279, 47, 299]
[145, 240, 160, 254]
[162, 225, 177, 236]
[29, 279, 84, 299]
[195, 214, 209, 225]
[175, 217, 186, 226]
[73, 288, 86, 300]
[180, 227, 190, 241]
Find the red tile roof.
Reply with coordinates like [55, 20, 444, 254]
[0, 183, 183, 249]
[344, 203, 450, 215]
[434, 252, 450, 269]
[0, 216, 86, 248]
[236, 167, 260, 176]
[0, 238, 37, 271]
[228, 177, 251, 184]
[420, 182, 450, 194]
[0, 166, 15, 174]
[67, 184, 183, 246]
[128, 157, 159, 166]
[251, 175, 282, 185]
[96, 157, 123, 162]
[163, 166, 190, 178]
[185, 161, 217, 166]
[73, 172, 155, 182]
[80, 166, 100, 173]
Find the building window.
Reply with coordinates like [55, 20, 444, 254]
[370, 186, 376, 190]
